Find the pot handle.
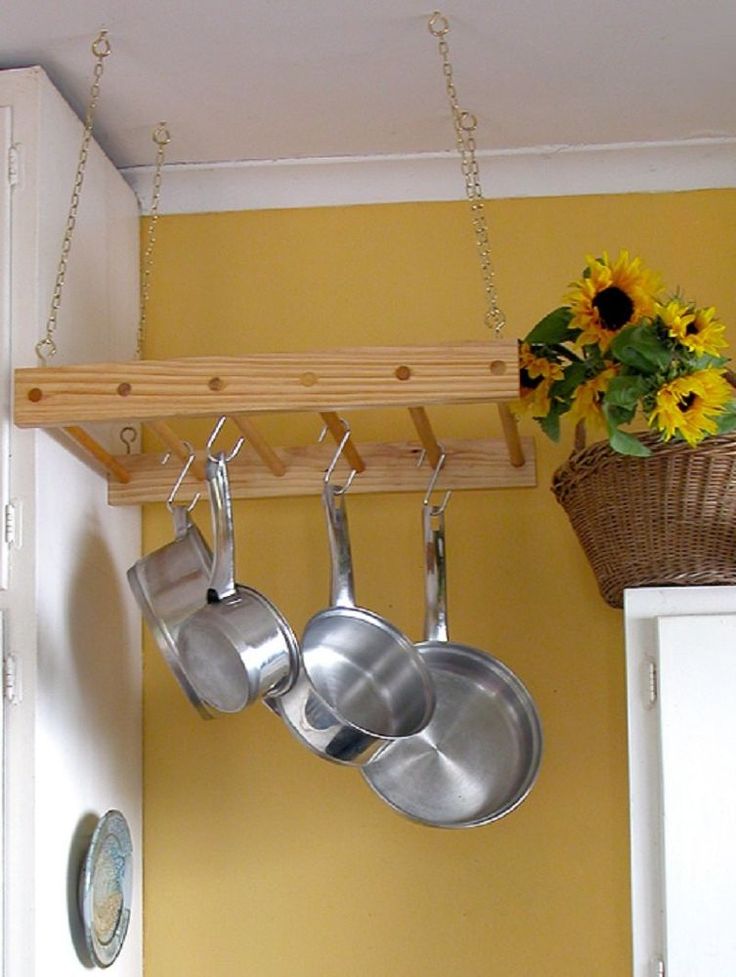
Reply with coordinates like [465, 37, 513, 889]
[205, 452, 237, 602]
[323, 482, 356, 608]
[170, 503, 191, 540]
[423, 501, 449, 643]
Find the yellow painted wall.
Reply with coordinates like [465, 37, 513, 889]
[142, 190, 736, 977]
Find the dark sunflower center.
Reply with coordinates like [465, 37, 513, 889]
[520, 368, 543, 391]
[685, 321, 700, 335]
[678, 392, 699, 413]
[592, 286, 635, 331]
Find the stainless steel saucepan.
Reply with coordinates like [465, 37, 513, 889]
[362, 495, 543, 827]
[127, 453, 214, 718]
[177, 451, 299, 713]
[272, 478, 436, 765]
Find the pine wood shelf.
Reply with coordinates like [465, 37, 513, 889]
[13, 340, 536, 503]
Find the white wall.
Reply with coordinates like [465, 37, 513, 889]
[0, 67, 141, 977]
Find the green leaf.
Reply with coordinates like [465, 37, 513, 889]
[524, 307, 576, 345]
[609, 323, 672, 373]
[550, 361, 587, 400]
[606, 426, 652, 457]
[604, 374, 650, 410]
[538, 410, 561, 442]
[603, 402, 637, 427]
[548, 343, 583, 363]
[690, 353, 729, 371]
[600, 401, 651, 456]
[715, 400, 736, 435]
[580, 343, 605, 369]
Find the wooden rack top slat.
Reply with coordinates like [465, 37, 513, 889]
[14, 341, 519, 427]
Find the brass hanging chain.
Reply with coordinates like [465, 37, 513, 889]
[137, 123, 170, 358]
[36, 30, 112, 364]
[427, 12, 506, 337]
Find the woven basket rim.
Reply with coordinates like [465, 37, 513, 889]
[552, 431, 736, 494]
[550, 430, 736, 607]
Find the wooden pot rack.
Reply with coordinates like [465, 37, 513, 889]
[13, 340, 536, 505]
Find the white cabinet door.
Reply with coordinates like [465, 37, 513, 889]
[0, 105, 10, 592]
[656, 614, 736, 977]
[0, 67, 141, 977]
[625, 588, 736, 977]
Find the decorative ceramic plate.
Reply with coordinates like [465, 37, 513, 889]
[78, 810, 133, 968]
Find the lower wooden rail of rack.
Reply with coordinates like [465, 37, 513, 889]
[106, 436, 536, 505]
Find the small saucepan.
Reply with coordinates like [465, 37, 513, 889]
[177, 451, 299, 713]
[362, 494, 543, 827]
[127, 453, 214, 718]
[272, 477, 436, 765]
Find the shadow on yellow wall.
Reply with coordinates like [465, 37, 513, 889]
[142, 191, 736, 977]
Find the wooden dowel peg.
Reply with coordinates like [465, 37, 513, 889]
[497, 404, 525, 468]
[64, 426, 131, 484]
[146, 420, 206, 480]
[408, 407, 442, 469]
[319, 412, 366, 473]
[232, 415, 286, 477]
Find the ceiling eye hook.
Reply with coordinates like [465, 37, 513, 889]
[427, 11, 450, 37]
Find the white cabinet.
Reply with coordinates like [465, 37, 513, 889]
[0, 67, 141, 977]
[625, 587, 736, 977]
[1, 104, 11, 591]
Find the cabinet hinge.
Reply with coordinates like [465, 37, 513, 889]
[4, 499, 22, 549]
[3, 652, 22, 704]
[646, 659, 658, 707]
[7, 144, 20, 187]
[653, 957, 665, 977]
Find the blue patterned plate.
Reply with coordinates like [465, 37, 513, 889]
[78, 810, 133, 968]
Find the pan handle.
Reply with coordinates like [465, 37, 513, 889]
[423, 502, 449, 643]
[170, 503, 191, 540]
[205, 453, 237, 603]
[323, 482, 356, 608]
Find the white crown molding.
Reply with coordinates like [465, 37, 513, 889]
[121, 138, 736, 215]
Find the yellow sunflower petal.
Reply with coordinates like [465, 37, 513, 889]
[648, 369, 732, 446]
[567, 250, 662, 351]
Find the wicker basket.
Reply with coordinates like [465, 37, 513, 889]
[551, 431, 736, 608]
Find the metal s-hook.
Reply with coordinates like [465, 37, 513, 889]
[166, 441, 201, 513]
[206, 415, 245, 463]
[320, 417, 357, 494]
[423, 449, 452, 514]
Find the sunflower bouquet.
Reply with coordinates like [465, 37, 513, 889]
[518, 250, 736, 456]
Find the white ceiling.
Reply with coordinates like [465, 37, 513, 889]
[1, 0, 735, 206]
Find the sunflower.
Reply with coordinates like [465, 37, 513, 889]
[519, 342, 565, 381]
[568, 367, 618, 431]
[648, 368, 732, 446]
[659, 300, 727, 357]
[515, 343, 564, 417]
[566, 250, 662, 350]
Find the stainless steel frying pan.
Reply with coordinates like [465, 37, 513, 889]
[362, 500, 542, 827]
[272, 481, 436, 764]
